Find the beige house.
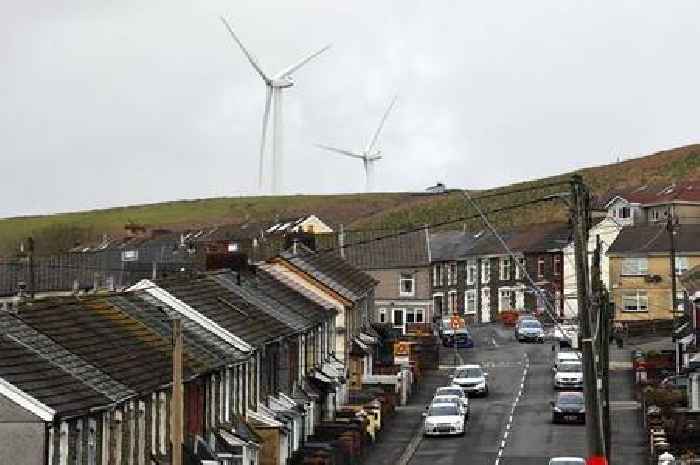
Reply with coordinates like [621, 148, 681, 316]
[608, 224, 700, 321]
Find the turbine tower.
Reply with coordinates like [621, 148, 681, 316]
[316, 96, 397, 192]
[221, 17, 330, 194]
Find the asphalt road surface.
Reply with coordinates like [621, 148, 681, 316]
[408, 324, 645, 465]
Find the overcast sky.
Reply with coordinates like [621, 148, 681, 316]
[2, 1, 700, 218]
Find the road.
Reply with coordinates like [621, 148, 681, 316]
[408, 324, 645, 465]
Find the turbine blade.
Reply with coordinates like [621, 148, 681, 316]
[220, 17, 270, 82]
[258, 86, 273, 190]
[275, 44, 332, 79]
[366, 95, 398, 153]
[315, 144, 365, 160]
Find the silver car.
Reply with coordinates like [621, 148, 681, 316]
[422, 404, 465, 436]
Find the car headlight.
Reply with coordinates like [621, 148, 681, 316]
[553, 407, 562, 412]
[476, 381, 486, 388]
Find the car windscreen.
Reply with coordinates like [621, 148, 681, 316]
[558, 363, 582, 373]
[432, 398, 459, 406]
[558, 394, 583, 405]
[437, 388, 463, 397]
[428, 405, 460, 416]
[521, 321, 542, 328]
[455, 368, 482, 378]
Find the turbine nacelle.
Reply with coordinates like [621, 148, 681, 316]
[271, 78, 294, 88]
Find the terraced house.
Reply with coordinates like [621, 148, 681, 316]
[607, 224, 700, 323]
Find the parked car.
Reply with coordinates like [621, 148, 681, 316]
[553, 351, 581, 373]
[442, 327, 474, 348]
[661, 375, 689, 389]
[422, 404, 465, 436]
[451, 364, 489, 397]
[553, 361, 583, 390]
[551, 392, 585, 424]
[516, 319, 545, 343]
[513, 314, 537, 336]
[435, 386, 470, 412]
[430, 394, 469, 418]
[548, 458, 585, 465]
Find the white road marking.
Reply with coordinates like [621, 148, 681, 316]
[494, 353, 529, 465]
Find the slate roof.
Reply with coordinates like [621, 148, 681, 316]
[155, 272, 297, 348]
[465, 223, 571, 256]
[13, 296, 211, 397]
[607, 224, 700, 255]
[278, 244, 377, 302]
[258, 264, 337, 312]
[0, 333, 112, 418]
[602, 181, 700, 207]
[430, 231, 480, 262]
[334, 229, 430, 270]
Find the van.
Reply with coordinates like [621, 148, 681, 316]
[553, 351, 581, 373]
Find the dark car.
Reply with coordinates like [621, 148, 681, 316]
[551, 392, 585, 424]
[442, 328, 474, 348]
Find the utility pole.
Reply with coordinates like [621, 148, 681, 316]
[668, 214, 678, 332]
[571, 175, 606, 462]
[27, 237, 35, 300]
[171, 318, 183, 465]
[592, 235, 612, 463]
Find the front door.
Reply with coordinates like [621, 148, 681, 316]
[481, 288, 491, 323]
[392, 308, 405, 333]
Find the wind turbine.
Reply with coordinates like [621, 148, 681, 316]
[316, 96, 397, 192]
[220, 17, 331, 194]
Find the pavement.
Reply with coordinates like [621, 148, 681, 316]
[356, 323, 650, 465]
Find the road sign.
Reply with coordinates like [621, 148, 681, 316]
[449, 314, 463, 330]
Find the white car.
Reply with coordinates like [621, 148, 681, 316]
[431, 394, 469, 418]
[549, 458, 585, 465]
[451, 364, 489, 397]
[423, 403, 465, 436]
[435, 386, 470, 412]
[553, 351, 581, 373]
[553, 361, 583, 390]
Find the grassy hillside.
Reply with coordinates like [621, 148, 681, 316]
[1, 144, 698, 256]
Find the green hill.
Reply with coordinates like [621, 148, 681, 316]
[1, 144, 698, 256]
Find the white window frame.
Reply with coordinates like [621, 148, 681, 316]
[465, 290, 477, 315]
[378, 308, 387, 324]
[392, 308, 405, 326]
[500, 257, 511, 281]
[399, 273, 415, 297]
[673, 291, 686, 313]
[481, 260, 490, 284]
[621, 257, 649, 276]
[433, 293, 444, 315]
[448, 263, 458, 286]
[448, 290, 458, 314]
[404, 308, 425, 325]
[514, 257, 525, 280]
[675, 256, 689, 275]
[537, 256, 545, 278]
[466, 260, 477, 285]
[622, 290, 649, 312]
[553, 256, 561, 276]
[432, 264, 444, 287]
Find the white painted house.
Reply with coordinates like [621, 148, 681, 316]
[562, 217, 624, 318]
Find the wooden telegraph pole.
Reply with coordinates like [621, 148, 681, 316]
[570, 175, 606, 463]
[171, 318, 183, 465]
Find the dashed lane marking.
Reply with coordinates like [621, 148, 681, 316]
[494, 353, 530, 465]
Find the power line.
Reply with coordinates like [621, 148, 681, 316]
[470, 179, 571, 201]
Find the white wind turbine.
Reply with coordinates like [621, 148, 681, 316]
[316, 96, 397, 192]
[220, 17, 331, 194]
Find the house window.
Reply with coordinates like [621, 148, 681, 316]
[432, 264, 444, 287]
[400, 273, 415, 296]
[448, 291, 458, 314]
[675, 257, 689, 275]
[466, 260, 477, 285]
[404, 308, 425, 324]
[500, 257, 511, 281]
[621, 257, 649, 276]
[498, 289, 514, 312]
[448, 263, 458, 285]
[673, 291, 686, 313]
[553, 256, 561, 276]
[618, 207, 631, 219]
[481, 260, 490, 284]
[465, 290, 477, 314]
[433, 294, 444, 315]
[622, 290, 648, 312]
[227, 242, 240, 252]
[514, 257, 526, 280]
[378, 308, 387, 324]
[537, 256, 545, 278]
